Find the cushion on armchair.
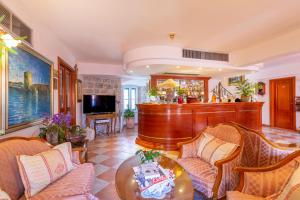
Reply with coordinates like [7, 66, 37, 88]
[16, 142, 74, 198]
[196, 133, 238, 165]
[178, 157, 217, 197]
[277, 164, 300, 200]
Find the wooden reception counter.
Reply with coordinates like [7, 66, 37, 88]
[136, 102, 263, 150]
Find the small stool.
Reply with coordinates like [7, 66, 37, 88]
[94, 119, 110, 136]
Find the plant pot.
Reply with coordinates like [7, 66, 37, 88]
[126, 117, 135, 129]
[46, 131, 58, 145]
[178, 96, 183, 104]
[241, 96, 251, 102]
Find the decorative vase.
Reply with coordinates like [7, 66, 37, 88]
[149, 95, 158, 103]
[178, 96, 183, 104]
[241, 96, 251, 102]
[166, 89, 174, 103]
[126, 117, 135, 129]
[46, 131, 58, 145]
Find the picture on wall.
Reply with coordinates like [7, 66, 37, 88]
[228, 75, 245, 86]
[7, 45, 53, 131]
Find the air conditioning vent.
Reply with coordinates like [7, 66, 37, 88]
[0, 2, 32, 45]
[12, 15, 32, 44]
[183, 49, 229, 62]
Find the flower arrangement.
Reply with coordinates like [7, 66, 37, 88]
[135, 149, 161, 164]
[39, 113, 72, 145]
[158, 79, 178, 89]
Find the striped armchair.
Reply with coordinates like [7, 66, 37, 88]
[227, 151, 300, 200]
[177, 123, 244, 199]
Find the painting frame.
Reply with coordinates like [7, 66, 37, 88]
[77, 79, 83, 102]
[5, 44, 53, 133]
[228, 75, 245, 86]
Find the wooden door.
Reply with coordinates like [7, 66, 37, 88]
[270, 77, 295, 130]
[58, 57, 77, 124]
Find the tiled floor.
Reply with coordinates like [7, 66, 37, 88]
[89, 125, 300, 200]
[263, 126, 300, 147]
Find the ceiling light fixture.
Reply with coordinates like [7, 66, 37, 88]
[1, 33, 22, 48]
[129, 70, 133, 73]
[146, 65, 150, 69]
[169, 32, 176, 40]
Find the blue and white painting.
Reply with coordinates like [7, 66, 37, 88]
[8, 47, 52, 127]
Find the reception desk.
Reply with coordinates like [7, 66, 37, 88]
[136, 102, 263, 150]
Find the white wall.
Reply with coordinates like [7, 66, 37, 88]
[0, 0, 76, 138]
[246, 64, 300, 129]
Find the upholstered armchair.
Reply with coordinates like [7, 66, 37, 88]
[231, 123, 297, 168]
[227, 151, 300, 200]
[177, 123, 244, 199]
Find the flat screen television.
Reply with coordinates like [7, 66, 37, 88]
[83, 95, 116, 114]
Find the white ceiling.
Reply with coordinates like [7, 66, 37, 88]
[19, 0, 300, 65]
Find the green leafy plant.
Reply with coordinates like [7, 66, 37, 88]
[69, 125, 86, 136]
[135, 149, 161, 163]
[177, 87, 186, 96]
[148, 87, 158, 97]
[236, 79, 257, 97]
[124, 109, 135, 119]
[39, 124, 65, 144]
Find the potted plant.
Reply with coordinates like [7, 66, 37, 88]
[135, 149, 161, 164]
[39, 113, 71, 145]
[236, 79, 257, 102]
[124, 109, 135, 129]
[177, 87, 186, 104]
[148, 87, 159, 102]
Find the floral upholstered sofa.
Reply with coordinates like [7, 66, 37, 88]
[0, 137, 96, 200]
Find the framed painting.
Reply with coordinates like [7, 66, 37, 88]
[228, 75, 244, 86]
[5, 44, 53, 132]
[77, 79, 83, 102]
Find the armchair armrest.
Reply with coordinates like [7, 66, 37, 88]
[213, 146, 242, 199]
[177, 132, 202, 159]
[234, 151, 300, 197]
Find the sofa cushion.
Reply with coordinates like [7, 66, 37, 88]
[197, 133, 238, 165]
[30, 163, 95, 200]
[178, 157, 216, 198]
[17, 143, 74, 198]
[0, 139, 50, 200]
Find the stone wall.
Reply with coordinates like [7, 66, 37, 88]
[79, 74, 121, 132]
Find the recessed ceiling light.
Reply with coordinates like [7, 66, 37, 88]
[129, 70, 133, 73]
[218, 68, 223, 71]
[146, 65, 150, 69]
[176, 66, 181, 69]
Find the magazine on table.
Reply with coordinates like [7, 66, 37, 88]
[133, 162, 175, 199]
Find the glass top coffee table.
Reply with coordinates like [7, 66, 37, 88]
[115, 155, 194, 200]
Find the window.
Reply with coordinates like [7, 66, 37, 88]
[123, 87, 137, 110]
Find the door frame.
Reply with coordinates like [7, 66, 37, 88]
[269, 76, 296, 130]
[57, 57, 77, 124]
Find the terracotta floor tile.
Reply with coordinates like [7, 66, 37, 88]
[97, 168, 117, 182]
[99, 157, 125, 167]
[95, 183, 121, 200]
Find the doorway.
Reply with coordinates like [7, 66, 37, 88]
[58, 57, 77, 124]
[270, 77, 296, 130]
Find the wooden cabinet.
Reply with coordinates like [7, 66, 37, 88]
[136, 102, 263, 150]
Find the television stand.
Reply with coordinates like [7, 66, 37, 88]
[86, 113, 117, 135]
